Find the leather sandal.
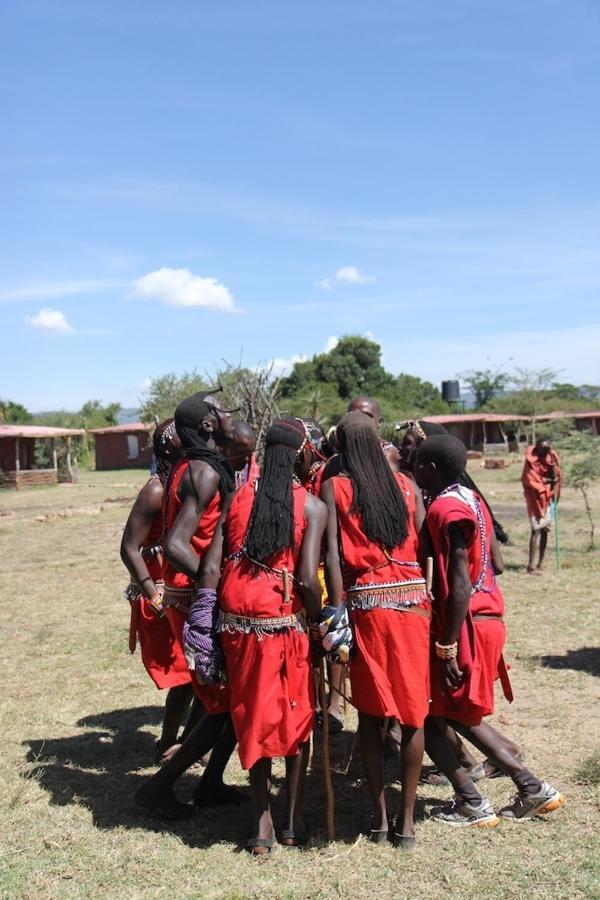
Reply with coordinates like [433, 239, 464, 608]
[246, 836, 275, 855]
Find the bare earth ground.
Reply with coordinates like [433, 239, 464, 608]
[0, 463, 599, 899]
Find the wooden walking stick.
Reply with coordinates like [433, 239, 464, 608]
[426, 556, 433, 594]
[318, 656, 336, 841]
[552, 489, 561, 571]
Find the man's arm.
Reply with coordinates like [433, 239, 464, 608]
[297, 494, 327, 622]
[197, 493, 235, 588]
[120, 479, 163, 599]
[440, 522, 472, 690]
[320, 479, 344, 607]
[165, 461, 221, 580]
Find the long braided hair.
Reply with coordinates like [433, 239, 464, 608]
[174, 392, 235, 497]
[337, 411, 409, 549]
[245, 418, 307, 563]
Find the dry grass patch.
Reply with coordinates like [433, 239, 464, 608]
[1, 464, 599, 898]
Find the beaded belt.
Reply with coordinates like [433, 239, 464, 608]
[347, 578, 428, 613]
[163, 586, 195, 613]
[217, 609, 306, 640]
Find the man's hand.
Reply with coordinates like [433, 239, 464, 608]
[443, 658, 464, 693]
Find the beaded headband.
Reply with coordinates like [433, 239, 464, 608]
[395, 419, 427, 441]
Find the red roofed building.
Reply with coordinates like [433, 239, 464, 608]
[90, 422, 153, 470]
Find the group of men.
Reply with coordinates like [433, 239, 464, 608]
[120, 392, 565, 854]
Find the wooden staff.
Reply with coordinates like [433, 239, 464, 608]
[282, 566, 290, 603]
[426, 556, 433, 594]
[318, 656, 336, 841]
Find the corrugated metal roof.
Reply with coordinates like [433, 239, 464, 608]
[0, 424, 86, 438]
[88, 422, 152, 435]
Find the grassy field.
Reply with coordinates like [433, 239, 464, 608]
[0, 462, 599, 899]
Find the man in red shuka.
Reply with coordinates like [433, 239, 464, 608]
[521, 436, 561, 573]
[322, 411, 429, 849]
[120, 418, 192, 763]
[135, 393, 241, 818]
[198, 418, 326, 854]
[415, 435, 565, 826]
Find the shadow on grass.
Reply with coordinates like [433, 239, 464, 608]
[23, 706, 440, 847]
[539, 646, 600, 677]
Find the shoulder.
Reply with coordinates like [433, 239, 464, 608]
[182, 459, 220, 490]
[304, 491, 327, 523]
[136, 476, 163, 513]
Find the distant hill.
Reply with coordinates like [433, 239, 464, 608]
[117, 408, 142, 425]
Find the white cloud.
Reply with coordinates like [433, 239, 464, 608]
[25, 308, 74, 335]
[0, 279, 119, 303]
[269, 354, 309, 378]
[316, 265, 375, 290]
[336, 265, 375, 284]
[323, 335, 339, 352]
[131, 267, 239, 313]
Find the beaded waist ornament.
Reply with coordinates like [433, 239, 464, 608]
[347, 578, 428, 611]
[217, 609, 306, 640]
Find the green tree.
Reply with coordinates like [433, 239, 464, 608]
[313, 336, 394, 399]
[0, 399, 33, 424]
[559, 430, 600, 550]
[138, 371, 210, 423]
[459, 368, 508, 408]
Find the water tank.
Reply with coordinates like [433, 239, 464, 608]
[441, 380, 460, 403]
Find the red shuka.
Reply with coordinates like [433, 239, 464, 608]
[332, 472, 430, 726]
[521, 446, 561, 519]
[129, 506, 190, 690]
[163, 457, 229, 712]
[426, 486, 508, 726]
[218, 482, 314, 770]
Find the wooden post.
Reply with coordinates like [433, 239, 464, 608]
[15, 437, 20, 490]
[482, 421, 487, 454]
[51, 438, 57, 472]
[469, 421, 475, 452]
[65, 437, 74, 483]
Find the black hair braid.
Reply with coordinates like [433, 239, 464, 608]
[245, 444, 297, 562]
[339, 418, 409, 548]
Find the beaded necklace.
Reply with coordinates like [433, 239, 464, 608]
[437, 483, 493, 595]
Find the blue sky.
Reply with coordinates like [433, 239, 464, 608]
[1, 0, 599, 411]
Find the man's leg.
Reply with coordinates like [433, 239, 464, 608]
[424, 718, 482, 805]
[450, 720, 542, 794]
[527, 528, 539, 573]
[358, 711, 387, 834]
[538, 528, 549, 569]
[248, 757, 274, 852]
[159, 684, 194, 752]
[193, 715, 245, 806]
[135, 712, 229, 813]
[395, 725, 423, 838]
[282, 742, 310, 844]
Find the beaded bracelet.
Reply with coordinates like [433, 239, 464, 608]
[435, 640, 458, 660]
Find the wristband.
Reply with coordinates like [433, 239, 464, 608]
[435, 640, 458, 660]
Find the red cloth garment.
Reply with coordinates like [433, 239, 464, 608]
[128, 495, 190, 689]
[135, 596, 191, 689]
[426, 486, 508, 725]
[331, 472, 430, 726]
[521, 446, 561, 519]
[163, 458, 222, 591]
[218, 482, 315, 770]
[161, 458, 226, 705]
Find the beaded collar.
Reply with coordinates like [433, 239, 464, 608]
[437, 483, 493, 595]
